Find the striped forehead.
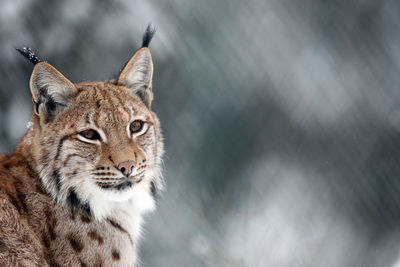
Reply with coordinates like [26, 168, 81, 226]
[76, 84, 146, 128]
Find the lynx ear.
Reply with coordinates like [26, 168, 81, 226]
[117, 47, 154, 108]
[30, 62, 77, 123]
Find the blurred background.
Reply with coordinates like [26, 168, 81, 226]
[1, 0, 400, 266]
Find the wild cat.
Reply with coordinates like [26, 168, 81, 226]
[0, 26, 163, 266]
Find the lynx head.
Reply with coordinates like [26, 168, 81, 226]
[17, 27, 163, 220]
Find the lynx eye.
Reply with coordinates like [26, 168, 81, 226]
[79, 129, 101, 140]
[130, 120, 144, 134]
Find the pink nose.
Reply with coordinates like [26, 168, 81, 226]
[117, 160, 135, 177]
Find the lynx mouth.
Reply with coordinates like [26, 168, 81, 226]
[96, 174, 144, 191]
[114, 179, 133, 190]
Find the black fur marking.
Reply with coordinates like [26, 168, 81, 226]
[42, 234, 50, 249]
[45, 97, 58, 114]
[35, 182, 47, 195]
[142, 24, 156, 47]
[81, 202, 92, 218]
[12, 179, 28, 213]
[17, 191, 28, 213]
[85, 113, 91, 124]
[67, 188, 92, 219]
[55, 135, 71, 160]
[80, 214, 92, 223]
[107, 218, 133, 244]
[88, 230, 103, 244]
[0, 239, 7, 253]
[150, 181, 157, 197]
[36, 86, 66, 122]
[115, 24, 155, 84]
[67, 233, 84, 253]
[112, 249, 120, 261]
[16, 47, 41, 65]
[45, 208, 57, 240]
[108, 219, 127, 233]
[108, 219, 122, 231]
[52, 169, 61, 191]
[35, 101, 40, 114]
[8, 194, 23, 213]
[67, 189, 80, 207]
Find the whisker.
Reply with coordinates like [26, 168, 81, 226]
[96, 181, 114, 185]
[92, 172, 119, 176]
[133, 174, 145, 183]
[96, 182, 114, 189]
[93, 167, 111, 171]
[94, 177, 125, 181]
[132, 170, 146, 177]
[136, 165, 147, 172]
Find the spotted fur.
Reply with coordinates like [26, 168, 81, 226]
[0, 29, 163, 266]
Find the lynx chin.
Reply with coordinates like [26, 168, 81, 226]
[0, 26, 164, 266]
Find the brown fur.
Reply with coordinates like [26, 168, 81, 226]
[0, 44, 163, 266]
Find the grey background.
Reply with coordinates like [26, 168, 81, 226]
[1, 0, 400, 266]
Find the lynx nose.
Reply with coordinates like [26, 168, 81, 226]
[117, 160, 135, 177]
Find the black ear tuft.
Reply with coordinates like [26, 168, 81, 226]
[142, 24, 156, 48]
[16, 47, 41, 65]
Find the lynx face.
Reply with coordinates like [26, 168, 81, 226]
[23, 43, 163, 220]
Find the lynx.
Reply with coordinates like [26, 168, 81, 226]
[0, 26, 163, 266]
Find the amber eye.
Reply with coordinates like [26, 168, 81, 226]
[130, 120, 144, 134]
[79, 129, 101, 140]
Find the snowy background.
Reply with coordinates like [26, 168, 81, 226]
[1, 0, 400, 266]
